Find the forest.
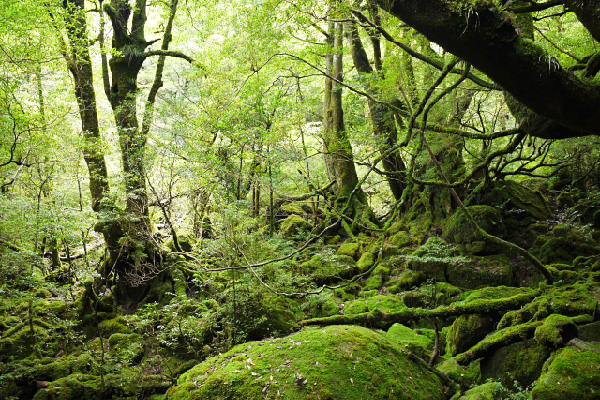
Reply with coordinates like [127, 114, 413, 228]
[1, 0, 599, 399]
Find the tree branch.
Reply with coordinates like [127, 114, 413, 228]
[141, 50, 193, 63]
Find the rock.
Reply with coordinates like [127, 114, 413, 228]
[578, 321, 600, 342]
[98, 316, 131, 337]
[480, 339, 552, 389]
[337, 242, 360, 259]
[356, 252, 375, 271]
[479, 179, 551, 230]
[534, 314, 578, 347]
[531, 346, 600, 399]
[457, 382, 503, 400]
[279, 215, 311, 237]
[389, 230, 412, 248]
[386, 323, 433, 360]
[344, 294, 405, 315]
[166, 325, 449, 400]
[447, 314, 496, 356]
[445, 206, 506, 255]
[446, 255, 513, 289]
[408, 237, 461, 282]
[108, 333, 145, 365]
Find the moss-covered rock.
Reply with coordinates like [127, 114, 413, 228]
[447, 314, 496, 356]
[279, 215, 311, 237]
[388, 268, 427, 292]
[98, 316, 131, 337]
[578, 321, 600, 342]
[446, 206, 506, 255]
[438, 357, 481, 389]
[166, 325, 448, 400]
[299, 253, 357, 285]
[531, 347, 600, 399]
[389, 230, 412, 248]
[447, 255, 513, 289]
[407, 237, 465, 282]
[356, 251, 375, 271]
[479, 179, 551, 230]
[386, 323, 433, 360]
[32, 374, 104, 400]
[344, 294, 405, 315]
[480, 339, 552, 389]
[534, 314, 578, 347]
[336, 242, 360, 259]
[108, 333, 144, 365]
[457, 382, 504, 400]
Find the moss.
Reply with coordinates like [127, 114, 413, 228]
[447, 314, 496, 356]
[299, 254, 357, 285]
[356, 251, 375, 271]
[438, 357, 481, 389]
[464, 286, 531, 303]
[344, 294, 405, 315]
[479, 179, 551, 231]
[0, 324, 50, 359]
[457, 382, 503, 400]
[166, 325, 448, 400]
[534, 314, 577, 347]
[391, 269, 427, 291]
[531, 347, 600, 399]
[107, 333, 144, 365]
[389, 230, 412, 248]
[32, 373, 104, 400]
[578, 321, 600, 342]
[336, 242, 360, 258]
[480, 338, 551, 389]
[279, 215, 311, 237]
[386, 323, 433, 360]
[97, 316, 131, 337]
[446, 206, 506, 254]
[447, 255, 513, 289]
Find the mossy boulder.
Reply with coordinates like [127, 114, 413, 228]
[534, 314, 578, 348]
[479, 179, 551, 230]
[446, 206, 506, 255]
[533, 224, 600, 265]
[166, 325, 448, 400]
[386, 323, 433, 360]
[279, 215, 311, 237]
[408, 237, 465, 282]
[299, 253, 356, 285]
[447, 255, 513, 289]
[388, 268, 427, 292]
[344, 294, 405, 315]
[457, 382, 504, 400]
[389, 230, 412, 248]
[108, 333, 144, 365]
[336, 242, 360, 259]
[480, 339, 552, 389]
[98, 316, 131, 337]
[578, 321, 600, 342]
[447, 314, 496, 356]
[531, 347, 600, 399]
[356, 251, 375, 271]
[32, 374, 104, 400]
[438, 357, 481, 389]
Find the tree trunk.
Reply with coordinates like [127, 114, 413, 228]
[347, 20, 406, 201]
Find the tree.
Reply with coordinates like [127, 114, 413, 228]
[376, 0, 600, 140]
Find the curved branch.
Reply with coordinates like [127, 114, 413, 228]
[141, 50, 193, 63]
[376, 0, 600, 138]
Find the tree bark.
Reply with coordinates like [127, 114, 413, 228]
[347, 20, 406, 201]
[376, 0, 600, 139]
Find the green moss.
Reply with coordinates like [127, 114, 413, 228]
[336, 242, 360, 258]
[107, 333, 144, 364]
[447, 314, 496, 356]
[446, 206, 506, 254]
[279, 215, 311, 237]
[386, 323, 433, 360]
[299, 254, 356, 284]
[457, 382, 503, 400]
[531, 347, 600, 399]
[98, 316, 131, 337]
[447, 255, 513, 289]
[356, 252, 375, 271]
[166, 325, 447, 400]
[390, 231, 412, 248]
[534, 314, 577, 347]
[438, 357, 481, 389]
[344, 294, 405, 315]
[480, 338, 551, 389]
[32, 373, 104, 400]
